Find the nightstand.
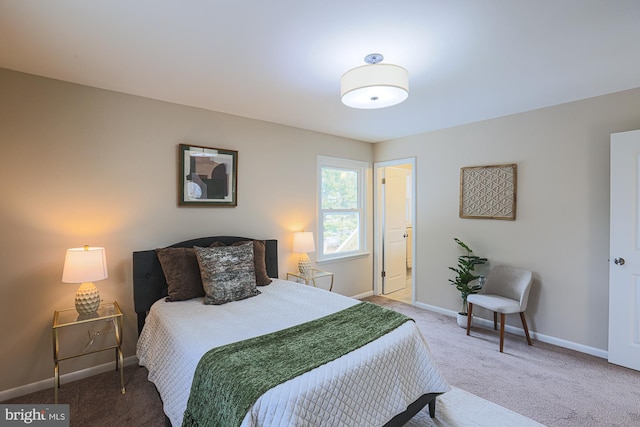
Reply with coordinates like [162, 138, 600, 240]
[286, 269, 334, 291]
[52, 301, 125, 403]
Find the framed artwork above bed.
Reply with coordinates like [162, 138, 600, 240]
[178, 143, 238, 206]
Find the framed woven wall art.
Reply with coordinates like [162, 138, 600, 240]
[459, 164, 517, 220]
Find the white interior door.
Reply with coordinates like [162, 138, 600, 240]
[609, 129, 640, 371]
[382, 166, 408, 294]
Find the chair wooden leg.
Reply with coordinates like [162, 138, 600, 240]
[466, 303, 473, 335]
[499, 313, 505, 352]
[493, 312, 498, 330]
[520, 312, 532, 346]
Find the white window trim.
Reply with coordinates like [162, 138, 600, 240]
[317, 155, 369, 262]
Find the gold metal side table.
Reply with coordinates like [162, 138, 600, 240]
[52, 301, 125, 403]
[286, 269, 334, 291]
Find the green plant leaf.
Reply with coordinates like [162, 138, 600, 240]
[448, 238, 487, 311]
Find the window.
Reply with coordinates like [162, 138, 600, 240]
[317, 156, 368, 261]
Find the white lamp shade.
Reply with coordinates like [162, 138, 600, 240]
[62, 246, 108, 283]
[292, 232, 315, 254]
[341, 63, 409, 109]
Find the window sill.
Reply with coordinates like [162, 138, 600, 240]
[316, 252, 370, 265]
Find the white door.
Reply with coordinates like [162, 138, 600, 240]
[609, 129, 640, 371]
[382, 166, 408, 294]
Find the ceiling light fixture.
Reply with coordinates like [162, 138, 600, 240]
[341, 53, 409, 109]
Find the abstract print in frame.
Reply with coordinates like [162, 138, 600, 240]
[459, 163, 517, 220]
[179, 143, 238, 206]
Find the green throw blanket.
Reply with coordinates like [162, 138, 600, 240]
[182, 301, 412, 427]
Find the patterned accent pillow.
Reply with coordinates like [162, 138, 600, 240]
[195, 243, 260, 305]
[229, 240, 272, 286]
[156, 247, 205, 301]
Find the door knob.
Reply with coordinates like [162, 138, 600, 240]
[614, 257, 625, 266]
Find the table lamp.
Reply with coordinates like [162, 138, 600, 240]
[292, 232, 315, 275]
[62, 245, 108, 317]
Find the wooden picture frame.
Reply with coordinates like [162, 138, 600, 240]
[178, 143, 238, 206]
[460, 163, 517, 220]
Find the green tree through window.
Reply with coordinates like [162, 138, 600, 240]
[318, 157, 367, 259]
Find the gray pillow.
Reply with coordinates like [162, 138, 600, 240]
[229, 240, 272, 286]
[194, 243, 260, 305]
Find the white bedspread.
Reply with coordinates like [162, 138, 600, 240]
[137, 279, 449, 426]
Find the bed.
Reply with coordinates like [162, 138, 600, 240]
[134, 236, 449, 426]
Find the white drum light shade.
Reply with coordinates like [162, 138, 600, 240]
[341, 63, 409, 109]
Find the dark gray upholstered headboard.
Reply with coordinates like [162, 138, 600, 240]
[133, 236, 278, 335]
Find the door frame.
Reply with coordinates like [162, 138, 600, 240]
[373, 157, 416, 302]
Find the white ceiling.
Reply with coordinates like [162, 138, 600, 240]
[2, 1, 639, 143]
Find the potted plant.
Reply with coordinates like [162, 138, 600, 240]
[448, 238, 488, 327]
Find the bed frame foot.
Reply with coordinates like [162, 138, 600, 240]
[382, 392, 441, 426]
[429, 397, 437, 418]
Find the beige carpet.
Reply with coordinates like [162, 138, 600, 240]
[365, 296, 640, 426]
[3, 365, 543, 427]
[5, 296, 639, 426]
[407, 387, 544, 427]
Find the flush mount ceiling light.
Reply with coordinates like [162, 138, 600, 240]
[341, 53, 409, 109]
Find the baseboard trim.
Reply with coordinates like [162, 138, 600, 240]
[352, 290, 374, 300]
[414, 302, 608, 359]
[0, 356, 138, 402]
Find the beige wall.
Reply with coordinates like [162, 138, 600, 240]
[4, 65, 640, 395]
[0, 69, 374, 393]
[374, 88, 640, 353]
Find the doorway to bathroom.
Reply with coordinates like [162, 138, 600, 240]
[374, 158, 415, 304]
